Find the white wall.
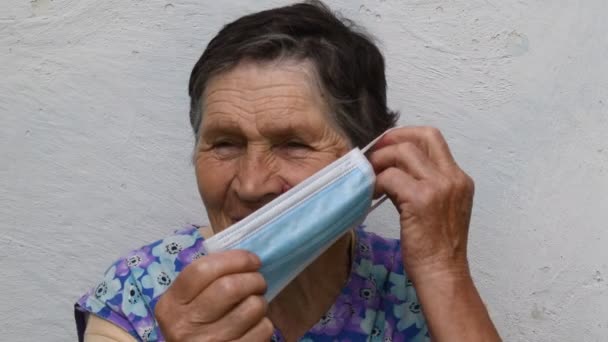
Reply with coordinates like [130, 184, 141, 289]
[1, 0, 607, 340]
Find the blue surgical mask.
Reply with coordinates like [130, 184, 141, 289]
[203, 133, 389, 301]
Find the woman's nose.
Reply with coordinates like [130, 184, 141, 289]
[234, 150, 283, 204]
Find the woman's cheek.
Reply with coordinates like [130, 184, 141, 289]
[196, 155, 235, 202]
[276, 157, 330, 188]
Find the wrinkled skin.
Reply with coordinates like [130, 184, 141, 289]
[195, 60, 350, 233]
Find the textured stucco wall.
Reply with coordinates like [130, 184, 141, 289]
[1, 0, 607, 341]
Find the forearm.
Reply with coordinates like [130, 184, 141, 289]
[413, 267, 500, 342]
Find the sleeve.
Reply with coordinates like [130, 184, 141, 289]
[73, 226, 204, 341]
[74, 256, 158, 342]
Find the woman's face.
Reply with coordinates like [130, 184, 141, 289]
[194, 61, 350, 233]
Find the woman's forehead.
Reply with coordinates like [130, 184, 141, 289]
[201, 113, 323, 142]
[200, 61, 333, 136]
[204, 60, 324, 102]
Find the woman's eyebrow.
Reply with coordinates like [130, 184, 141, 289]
[260, 121, 319, 142]
[200, 117, 242, 138]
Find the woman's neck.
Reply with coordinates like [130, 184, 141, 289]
[267, 231, 354, 342]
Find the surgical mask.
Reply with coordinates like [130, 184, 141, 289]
[202, 132, 389, 301]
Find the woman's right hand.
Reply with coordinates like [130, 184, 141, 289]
[154, 250, 273, 341]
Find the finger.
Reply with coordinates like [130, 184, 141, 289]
[372, 126, 456, 170]
[374, 166, 420, 204]
[233, 317, 274, 342]
[168, 250, 261, 304]
[368, 142, 441, 180]
[191, 272, 267, 323]
[208, 295, 268, 340]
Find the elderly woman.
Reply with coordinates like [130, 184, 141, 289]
[75, 1, 500, 341]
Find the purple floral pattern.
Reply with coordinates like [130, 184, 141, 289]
[75, 225, 429, 341]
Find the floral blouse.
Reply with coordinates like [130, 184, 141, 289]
[75, 225, 429, 341]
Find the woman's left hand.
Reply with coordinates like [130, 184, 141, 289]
[368, 126, 475, 283]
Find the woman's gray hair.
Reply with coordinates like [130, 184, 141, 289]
[188, 0, 398, 148]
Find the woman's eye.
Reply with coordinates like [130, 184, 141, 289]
[214, 141, 235, 148]
[278, 141, 311, 158]
[211, 141, 241, 158]
[284, 141, 310, 149]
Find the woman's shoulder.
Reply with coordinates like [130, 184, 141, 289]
[349, 226, 429, 339]
[115, 224, 207, 278]
[355, 225, 402, 268]
[74, 224, 208, 341]
[351, 226, 407, 301]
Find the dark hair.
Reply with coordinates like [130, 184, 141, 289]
[188, 0, 398, 148]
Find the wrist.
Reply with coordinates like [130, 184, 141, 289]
[405, 258, 472, 289]
[409, 264, 500, 341]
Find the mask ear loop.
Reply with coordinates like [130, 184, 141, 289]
[361, 127, 401, 214]
[368, 195, 388, 213]
[361, 127, 398, 154]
